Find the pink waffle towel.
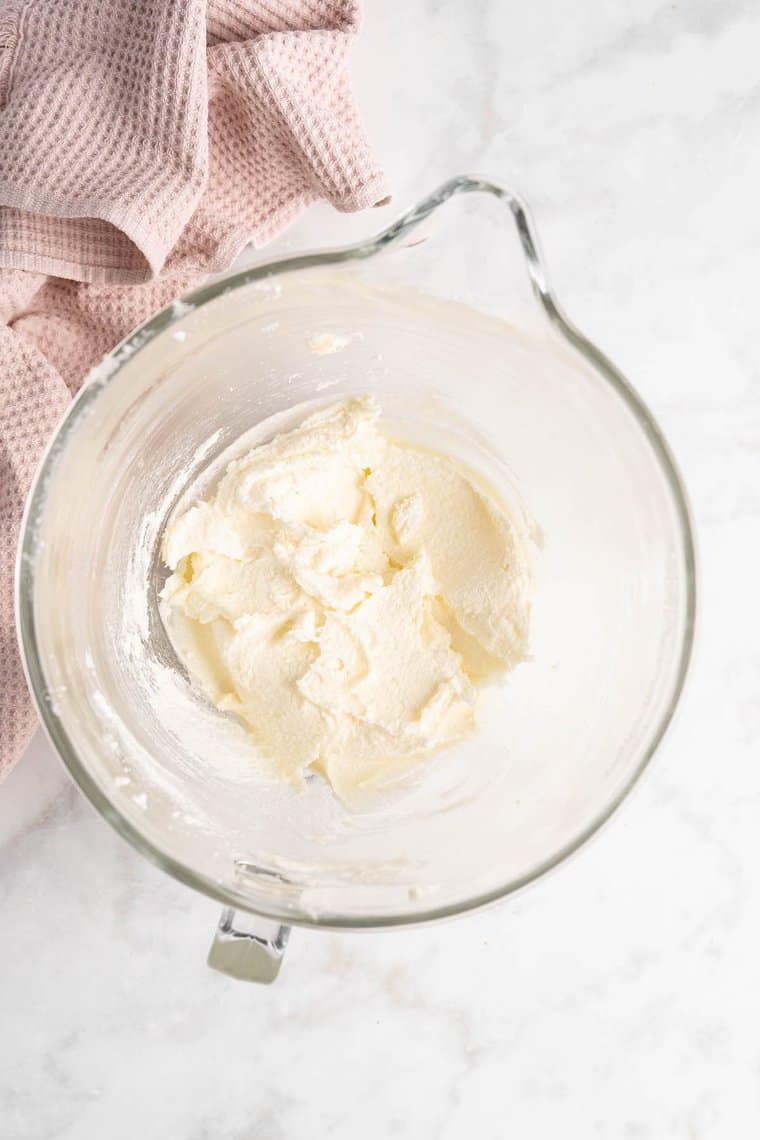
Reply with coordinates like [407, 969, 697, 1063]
[0, 0, 388, 778]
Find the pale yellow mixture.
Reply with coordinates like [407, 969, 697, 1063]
[161, 396, 533, 798]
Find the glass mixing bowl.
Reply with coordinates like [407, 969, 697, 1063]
[17, 176, 696, 982]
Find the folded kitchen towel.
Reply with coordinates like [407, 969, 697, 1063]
[0, 0, 388, 778]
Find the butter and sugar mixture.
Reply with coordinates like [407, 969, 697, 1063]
[162, 396, 533, 799]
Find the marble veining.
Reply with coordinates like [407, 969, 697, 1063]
[2, 2, 759, 1136]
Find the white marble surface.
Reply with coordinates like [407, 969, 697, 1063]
[2, 2, 759, 1136]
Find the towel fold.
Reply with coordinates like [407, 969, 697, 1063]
[0, 0, 388, 779]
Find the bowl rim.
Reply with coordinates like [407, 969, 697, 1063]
[16, 175, 698, 930]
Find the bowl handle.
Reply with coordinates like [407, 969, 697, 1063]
[207, 907, 291, 983]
